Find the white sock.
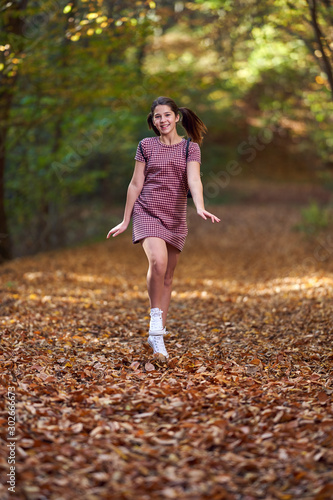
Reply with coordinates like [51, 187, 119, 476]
[149, 308, 163, 333]
[150, 307, 161, 315]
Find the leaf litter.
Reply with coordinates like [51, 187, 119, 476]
[0, 204, 332, 500]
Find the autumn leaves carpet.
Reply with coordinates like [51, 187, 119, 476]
[1, 204, 333, 500]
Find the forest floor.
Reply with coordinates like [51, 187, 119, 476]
[1, 198, 333, 500]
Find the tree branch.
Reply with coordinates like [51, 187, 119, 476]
[319, 0, 333, 33]
[307, 0, 333, 99]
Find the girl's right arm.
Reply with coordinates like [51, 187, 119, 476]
[106, 161, 145, 238]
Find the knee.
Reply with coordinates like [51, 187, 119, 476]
[149, 257, 167, 277]
[164, 272, 174, 288]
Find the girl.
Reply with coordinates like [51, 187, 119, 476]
[107, 96, 220, 358]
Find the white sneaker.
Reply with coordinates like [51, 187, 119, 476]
[149, 308, 163, 335]
[148, 332, 169, 358]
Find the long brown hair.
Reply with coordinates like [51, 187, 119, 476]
[147, 96, 207, 146]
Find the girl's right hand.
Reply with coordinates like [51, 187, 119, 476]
[106, 221, 128, 239]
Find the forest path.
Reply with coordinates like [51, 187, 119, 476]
[1, 203, 332, 500]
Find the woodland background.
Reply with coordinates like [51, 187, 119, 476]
[1, 1, 333, 500]
[1, 0, 333, 260]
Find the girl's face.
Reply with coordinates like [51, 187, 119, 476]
[153, 105, 179, 136]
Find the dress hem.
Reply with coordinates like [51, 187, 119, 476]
[133, 233, 185, 252]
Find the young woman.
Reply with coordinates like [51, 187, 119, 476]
[107, 96, 220, 358]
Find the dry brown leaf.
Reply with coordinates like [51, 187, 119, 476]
[1, 204, 332, 499]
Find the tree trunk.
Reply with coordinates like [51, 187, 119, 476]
[307, 0, 333, 100]
[0, 0, 29, 261]
[0, 122, 12, 262]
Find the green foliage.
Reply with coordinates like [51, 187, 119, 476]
[318, 171, 333, 192]
[296, 201, 331, 235]
[1, 0, 333, 256]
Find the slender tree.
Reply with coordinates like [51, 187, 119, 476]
[307, 0, 333, 99]
[0, 0, 29, 261]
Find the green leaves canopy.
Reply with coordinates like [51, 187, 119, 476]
[1, 0, 332, 257]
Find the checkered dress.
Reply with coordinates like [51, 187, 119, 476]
[132, 136, 201, 251]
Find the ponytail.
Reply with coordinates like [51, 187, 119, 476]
[147, 96, 207, 146]
[178, 107, 207, 146]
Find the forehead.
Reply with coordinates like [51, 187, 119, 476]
[153, 104, 174, 115]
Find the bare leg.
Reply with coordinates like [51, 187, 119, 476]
[142, 237, 168, 310]
[142, 238, 180, 358]
[161, 243, 180, 327]
[141, 238, 180, 326]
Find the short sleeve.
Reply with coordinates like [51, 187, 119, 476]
[187, 141, 201, 164]
[134, 140, 147, 163]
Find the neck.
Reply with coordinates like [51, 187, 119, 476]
[159, 131, 182, 145]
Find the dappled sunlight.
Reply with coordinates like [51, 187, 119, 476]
[170, 274, 333, 301]
[2, 205, 332, 335]
[23, 270, 127, 286]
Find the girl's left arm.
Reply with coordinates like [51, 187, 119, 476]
[187, 161, 220, 223]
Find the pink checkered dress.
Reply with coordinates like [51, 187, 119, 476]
[132, 136, 201, 251]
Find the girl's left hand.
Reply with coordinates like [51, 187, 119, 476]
[197, 208, 220, 223]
